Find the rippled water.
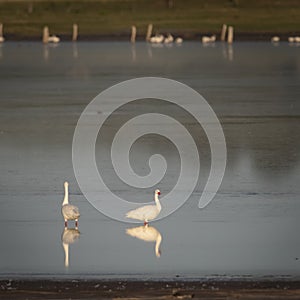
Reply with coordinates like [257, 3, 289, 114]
[0, 42, 299, 278]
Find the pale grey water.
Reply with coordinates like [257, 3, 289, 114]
[0, 42, 299, 278]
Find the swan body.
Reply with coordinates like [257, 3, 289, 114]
[48, 35, 60, 43]
[62, 181, 80, 229]
[126, 189, 161, 224]
[202, 35, 216, 43]
[126, 225, 162, 257]
[150, 34, 164, 43]
[62, 228, 80, 267]
[271, 36, 280, 42]
[288, 36, 295, 43]
[164, 33, 174, 44]
[175, 37, 183, 44]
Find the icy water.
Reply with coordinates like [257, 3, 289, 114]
[0, 42, 299, 278]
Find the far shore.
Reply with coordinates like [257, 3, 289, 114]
[3, 31, 300, 42]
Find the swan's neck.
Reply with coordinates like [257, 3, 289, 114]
[154, 194, 161, 212]
[63, 242, 69, 267]
[62, 185, 69, 206]
[155, 234, 162, 257]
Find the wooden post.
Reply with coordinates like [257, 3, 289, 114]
[72, 24, 78, 41]
[227, 26, 234, 43]
[43, 26, 49, 43]
[0, 23, 3, 38]
[146, 23, 153, 41]
[131, 25, 137, 43]
[221, 24, 227, 41]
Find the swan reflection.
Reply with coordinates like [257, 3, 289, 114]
[61, 228, 80, 267]
[126, 225, 162, 257]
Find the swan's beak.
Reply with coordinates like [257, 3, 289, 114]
[158, 192, 161, 195]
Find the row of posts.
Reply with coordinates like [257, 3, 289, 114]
[1, 22, 233, 44]
[131, 23, 234, 43]
[221, 24, 234, 43]
[42, 24, 78, 43]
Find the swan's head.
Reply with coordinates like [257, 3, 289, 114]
[156, 249, 161, 258]
[155, 189, 161, 196]
[64, 181, 69, 188]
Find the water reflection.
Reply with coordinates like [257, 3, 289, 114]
[147, 44, 153, 59]
[43, 45, 49, 61]
[126, 225, 162, 257]
[72, 43, 79, 59]
[131, 44, 136, 62]
[61, 228, 80, 267]
[43, 43, 60, 61]
[0, 43, 3, 59]
[222, 43, 234, 61]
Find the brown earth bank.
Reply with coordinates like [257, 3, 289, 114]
[1, 279, 300, 299]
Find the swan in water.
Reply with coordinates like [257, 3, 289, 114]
[62, 181, 80, 229]
[150, 34, 164, 43]
[61, 228, 80, 267]
[126, 189, 161, 225]
[48, 35, 60, 43]
[271, 36, 280, 43]
[202, 35, 216, 43]
[175, 37, 183, 44]
[288, 36, 295, 43]
[126, 225, 162, 257]
[164, 33, 174, 44]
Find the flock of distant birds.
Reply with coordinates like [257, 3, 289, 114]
[1, 34, 300, 44]
[1, 32, 300, 44]
[2, 34, 299, 45]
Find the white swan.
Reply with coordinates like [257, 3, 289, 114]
[62, 181, 80, 229]
[150, 34, 164, 43]
[271, 36, 280, 42]
[61, 228, 80, 267]
[0, 36, 4, 43]
[48, 35, 60, 43]
[175, 37, 183, 44]
[288, 36, 295, 43]
[164, 33, 174, 44]
[126, 225, 162, 257]
[202, 34, 216, 43]
[126, 189, 161, 225]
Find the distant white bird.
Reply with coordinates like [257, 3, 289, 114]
[48, 35, 60, 43]
[175, 37, 183, 44]
[288, 36, 295, 43]
[164, 33, 174, 44]
[126, 189, 161, 225]
[150, 34, 164, 43]
[202, 35, 216, 43]
[61, 228, 80, 267]
[271, 36, 280, 42]
[295, 36, 300, 43]
[61, 181, 80, 229]
[126, 225, 162, 257]
[0, 36, 4, 43]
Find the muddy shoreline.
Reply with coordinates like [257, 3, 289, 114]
[1, 279, 300, 299]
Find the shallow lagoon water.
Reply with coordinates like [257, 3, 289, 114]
[0, 42, 299, 278]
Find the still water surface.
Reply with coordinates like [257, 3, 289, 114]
[0, 42, 299, 278]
